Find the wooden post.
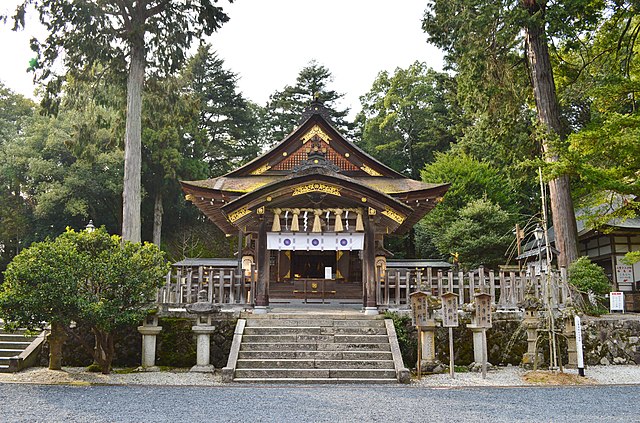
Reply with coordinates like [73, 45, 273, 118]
[255, 218, 269, 309]
[482, 328, 488, 379]
[363, 214, 377, 313]
[417, 331, 422, 380]
[449, 327, 454, 378]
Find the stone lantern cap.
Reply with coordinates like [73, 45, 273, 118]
[186, 290, 221, 315]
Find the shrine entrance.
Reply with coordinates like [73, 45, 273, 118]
[268, 249, 363, 302]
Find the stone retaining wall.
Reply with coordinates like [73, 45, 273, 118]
[39, 312, 639, 370]
[390, 311, 640, 368]
[40, 316, 238, 369]
[581, 315, 640, 366]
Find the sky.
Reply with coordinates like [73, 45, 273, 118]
[0, 1, 444, 118]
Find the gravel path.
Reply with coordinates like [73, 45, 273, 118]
[1, 365, 639, 387]
[1, 383, 639, 423]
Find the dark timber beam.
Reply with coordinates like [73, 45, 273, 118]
[255, 218, 269, 311]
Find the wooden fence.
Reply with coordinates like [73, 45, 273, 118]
[157, 265, 256, 306]
[157, 264, 570, 310]
[377, 266, 570, 310]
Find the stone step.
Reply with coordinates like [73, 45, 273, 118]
[241, 334, 335, 343]
[243, 326, 387, 336]
[0, 333, 37, 343]
[245, 319, 385, 328]
[243, 313, 384, 321]
[232, 378, 398, 384]
[246, 319, 335, 327]
[240, 342, 391, 352]
[0, 341, 33, 348]
[0, 364, 9, 373]
[0, 349, 22, 358]
[243, 327, 323, 336]
[236, 359, 395, 370]
[238, 350, 394, 360]
[242, 334, 389, 344]
[234, 368, 397, 379]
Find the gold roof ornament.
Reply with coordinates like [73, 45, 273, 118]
[360, 164, 383, 177]
[301, 125, 331, 144]
[292, 183, 341, 197]
[250, 164, 271, 175]
[382, 207, 406, 224]
[227, 207, 251, 223]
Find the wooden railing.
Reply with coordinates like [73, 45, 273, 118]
[158, 264, 570, 310]
[376, 266, 570, 310]
[157, 265, 257, 306]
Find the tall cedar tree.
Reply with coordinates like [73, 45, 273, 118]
[9, 0, 232, 242]
[423, 0, 593, 267]
[183, 44, 262, 177]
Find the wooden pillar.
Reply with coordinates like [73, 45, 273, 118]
[255, 218, 269, 309]
[363, 214, 377, 313]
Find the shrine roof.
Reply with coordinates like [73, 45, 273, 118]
[180, 101, 450, 235]
[183, 175, 447, 196]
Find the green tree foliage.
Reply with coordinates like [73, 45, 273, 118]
[358, 62, 459, 179]
[182, 44, 262, 177]
[62, 228, 169, 373]
[0, 83, 36, 277]
[568, 256, 612, 314]
[0, 235, 85, 369]
[552, 4, 640, 225]
[417, 151, 518, 264]
[10, 0, 232, 242]
[0, 227, 169, 373]
[423, 0, 588, 267]
[263, 60, 352, 143]
[433, 198, 513, 270]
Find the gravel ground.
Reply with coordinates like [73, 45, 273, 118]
[1, 365, 639, 387]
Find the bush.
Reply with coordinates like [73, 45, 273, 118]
[383, 311, 417, 368]
[568, 257, 612, 315]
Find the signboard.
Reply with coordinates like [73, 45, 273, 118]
[267, 232, 364, 251]
[410, 291, 430, 327]
[610, 291, 625, 312]
[574, 315, 585, 376]
[324, 266, 333, 280]
[615, 264, 633, 284]
[441, 292, 459, 328]
[474, 292, 492, 328]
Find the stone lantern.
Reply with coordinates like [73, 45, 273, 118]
[186, 290, 221, 373]
[137, 314, 162, 371]
[410, 291, 441, 373]
[467, 290, 492, 378]
[518, 283, 543, 369]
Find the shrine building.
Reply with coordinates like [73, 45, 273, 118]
[180, 101, 449, 314]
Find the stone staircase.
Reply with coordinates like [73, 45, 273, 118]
[0, 327, 42, 373]
[223, 313, 409, 383]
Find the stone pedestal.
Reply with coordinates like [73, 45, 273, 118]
[418, 320, 440, 372]
[190, 325, 216, 373]
[468, 324, 486, 365]
[521, 310, 543, 369]
[137, 318, 162, 372]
